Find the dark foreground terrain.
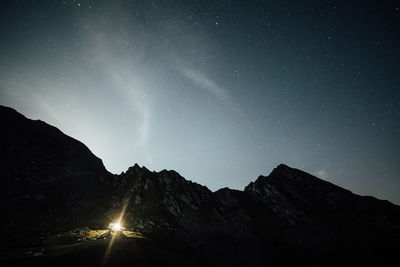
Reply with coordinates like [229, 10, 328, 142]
[1, 105, 399, 266]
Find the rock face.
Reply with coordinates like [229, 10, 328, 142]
[1, 105, 400, 266]
[243, 165, 400, 265]
[111, 165, 223, 234]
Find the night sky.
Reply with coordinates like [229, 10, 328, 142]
[1, 0, 399, 203]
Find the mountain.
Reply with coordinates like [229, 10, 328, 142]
[1, 105, 399, 266]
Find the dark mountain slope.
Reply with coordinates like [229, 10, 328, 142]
[0, 106, 113, 248]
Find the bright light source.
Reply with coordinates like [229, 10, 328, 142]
[108, 222, 122, 232]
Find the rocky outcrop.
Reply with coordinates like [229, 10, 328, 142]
[107, 164, 227, 236]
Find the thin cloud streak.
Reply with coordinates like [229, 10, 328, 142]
[90, 29, 152, 147]
[107, 67, 151, 146]
[182, 69, 232, 103]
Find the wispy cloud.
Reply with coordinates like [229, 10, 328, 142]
[88, 28, 152, 147]
[181, 69, 231, 103]
[107, 68, 151, 147]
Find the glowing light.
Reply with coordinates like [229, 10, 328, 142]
[103, 202, 129, 265]
[108, 222, 122, 232]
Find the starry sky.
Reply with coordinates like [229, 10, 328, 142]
[1, 0, 400, 203]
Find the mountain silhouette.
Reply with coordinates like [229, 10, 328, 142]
[1, 105, 399, 266]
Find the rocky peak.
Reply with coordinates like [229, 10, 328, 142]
[127, 163, 150, 173]
[245, 164, 351, 197]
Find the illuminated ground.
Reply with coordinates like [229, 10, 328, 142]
[0, 228, 206, 266]
[0, 229, 145, 265]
